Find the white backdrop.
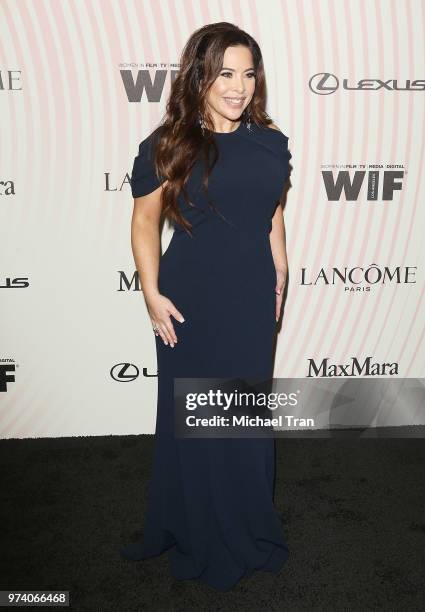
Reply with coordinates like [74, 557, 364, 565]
[1, 0, 424, 437]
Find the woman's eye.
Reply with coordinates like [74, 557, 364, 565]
[220, 72, 256, 79]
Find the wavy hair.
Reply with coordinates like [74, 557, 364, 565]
[152, 22, 274, 237]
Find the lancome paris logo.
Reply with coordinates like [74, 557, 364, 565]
[322, 165, 404, 202]
[309, 72, 425, 95]
[0, 69, 22, 90]
[301, 265, 417, 291]
[119, 63, 180, 102]
[307, 356, 399, 377]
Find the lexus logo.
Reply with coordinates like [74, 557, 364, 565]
[309, 72, 339, 95]
[110, 363, 140, 382]
[110, 363, 158, 381]
[309, 72, 425, 95]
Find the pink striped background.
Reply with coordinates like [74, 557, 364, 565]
[0, 0, 423, 437]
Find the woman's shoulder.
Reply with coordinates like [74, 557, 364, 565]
[255, 122, 289, 143]
[251, 122, 290, 159]
[131, 125, 166, 198]
[137, 124, 166, 154]
[251, 122, 292, 172]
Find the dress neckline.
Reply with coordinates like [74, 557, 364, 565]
[211, 120, 244, 136]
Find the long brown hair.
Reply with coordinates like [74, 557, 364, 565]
[152, 22, 274, 237]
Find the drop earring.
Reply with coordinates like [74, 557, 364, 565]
[245, 106, 252, 133]
[198, 111, 206, 136]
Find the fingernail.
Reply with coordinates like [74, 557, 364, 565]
[180, 317, 185, 322]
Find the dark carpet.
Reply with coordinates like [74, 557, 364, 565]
[1, 435, 424, 610]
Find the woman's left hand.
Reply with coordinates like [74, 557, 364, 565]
[275, 267, 287, 322]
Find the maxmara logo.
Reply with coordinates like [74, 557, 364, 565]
[322, 168, 404, 201]
[120, 65, 179, 102]
[117, 271, 142, 291]
[309, 72, 425, 95]
[301, 265, 417, 290]
[307, 357, 399, 377]
[0, 179, 15, 195]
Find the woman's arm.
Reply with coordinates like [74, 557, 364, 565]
[131, 187, 163, 300]
[269, 201, 288, 274]
[269, 201, 288, 322]
[131, 184, 185, 347]
[266, 123, 289, 321]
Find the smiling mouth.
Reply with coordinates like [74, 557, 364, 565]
[223, 97, 246, 106]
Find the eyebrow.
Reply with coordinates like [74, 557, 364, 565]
[221, 67, 255, 72]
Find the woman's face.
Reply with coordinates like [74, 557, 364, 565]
[205, 45, 256, 127]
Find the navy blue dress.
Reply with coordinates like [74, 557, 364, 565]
[121, 120, 292, 591]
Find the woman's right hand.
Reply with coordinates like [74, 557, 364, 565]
[145, 291, 185, 347]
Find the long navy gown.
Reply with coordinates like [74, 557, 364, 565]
[121, 119, 292, 592]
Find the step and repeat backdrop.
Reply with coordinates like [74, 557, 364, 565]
[1, 0, 424, 437]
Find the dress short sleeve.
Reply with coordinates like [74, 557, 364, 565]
[130, 128, 165, 198]
[280, 133, 292, 183]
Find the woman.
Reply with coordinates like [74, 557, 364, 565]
[120, 22, 292, 592]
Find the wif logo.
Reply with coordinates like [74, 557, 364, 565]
[0, 361, 16, 392]
[120, 66, 180, 102]
[322, 169, 404, 201]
